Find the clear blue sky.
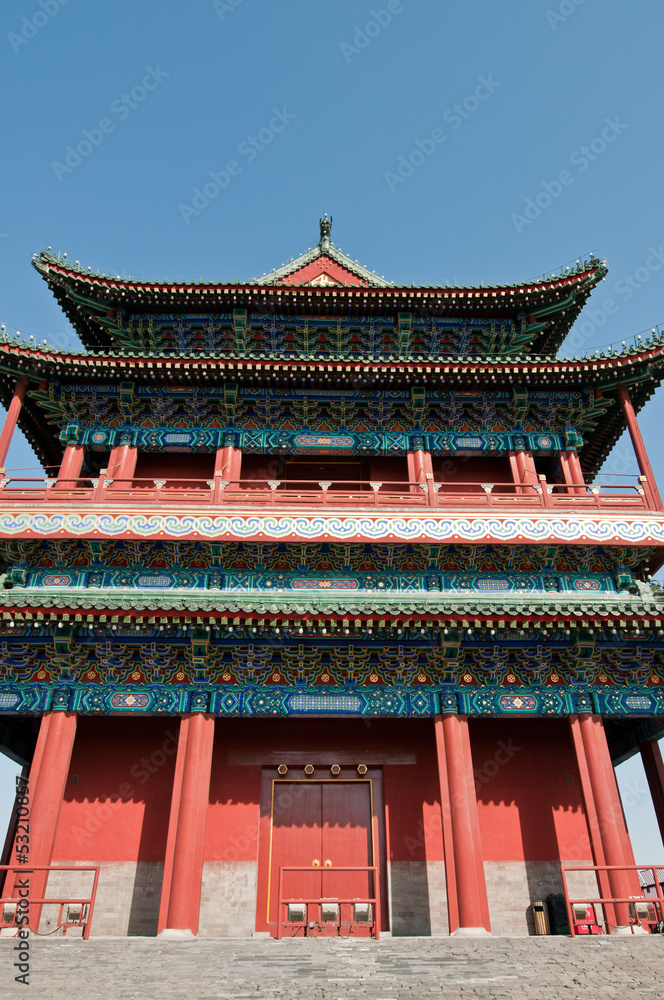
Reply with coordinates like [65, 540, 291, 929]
[0, 0, 662, 862]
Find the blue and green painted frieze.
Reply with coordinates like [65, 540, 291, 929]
[40, 383, 604, 445]
[0, 682, 662, 723]
[13, 568, 623, 602]
[61, 423, 576, 457]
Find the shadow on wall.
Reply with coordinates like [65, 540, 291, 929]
[127, 860, 164, 936]
[470, 718, 592, 934]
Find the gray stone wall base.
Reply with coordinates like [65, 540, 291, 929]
[388, 860, 448, 936]
[484, 859, 596, 936]
[198, 861, 258, 937]
[47, 861, 164, 937]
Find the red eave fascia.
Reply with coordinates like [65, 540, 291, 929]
[40, 259, 603, 302]
[3, 341, 663, 381]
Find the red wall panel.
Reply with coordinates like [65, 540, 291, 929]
[368, 456, 409, 487]
[133, 452, 215, 484]
[49, 717, 593, 871]
[52, 717, 179, 862]
[204, 720, 262, 863]
[433, 456, 513, 485]
[470, 719, 591, 862]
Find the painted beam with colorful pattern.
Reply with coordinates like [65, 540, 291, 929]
[0, 507, 662, 546]
[0, 682, 661, 721]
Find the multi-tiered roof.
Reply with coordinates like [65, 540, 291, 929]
[0, 221, 661, 737]
[3, 222, 660, 479]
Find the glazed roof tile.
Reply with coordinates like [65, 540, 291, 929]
[0, 587, 662, 618]
[1, 325, 663, 474]
[31, 244, 607, 356]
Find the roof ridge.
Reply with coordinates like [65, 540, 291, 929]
[33, 247, 606, 291]
[252, 241, 394, 287]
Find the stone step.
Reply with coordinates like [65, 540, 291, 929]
[0, 935, 662, 999]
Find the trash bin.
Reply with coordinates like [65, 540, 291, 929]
[532, 900, 550, 935]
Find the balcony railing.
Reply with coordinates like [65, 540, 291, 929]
[0, 474, 654, 511]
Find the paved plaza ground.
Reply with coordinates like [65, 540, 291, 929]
[0, 935, 662, 999]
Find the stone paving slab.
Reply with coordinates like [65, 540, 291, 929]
[0, 935, 661, 999]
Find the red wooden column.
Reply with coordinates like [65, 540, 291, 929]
[54, 443, 85, 489]
[29, 712, 77, 865]
[215, 442, 242, 483]
[434, 713, 491, 935]
[407, 448, 433, 500]
[572, 713, 638, 932]
[508, 451, 522, 492]
[0, 374, 29, 470]
[107, 443, 137, 489]
[565, 450, 585, 486]
[640, 740, 664, 846]
[617, 383, 662, 508]
[517, 449, 537, 486]
[9, 713, 77, 924]
[509, 449, 537, 492]
[433, 717, 459, 933]
[569, 715, 614, 926]
[158, 714, 215, 937]
[412, 448, 432, 482]
[559, 450, 586, 494]
[598, 733, 637, 869]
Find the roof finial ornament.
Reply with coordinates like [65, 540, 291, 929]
[319, 213, 332, 250]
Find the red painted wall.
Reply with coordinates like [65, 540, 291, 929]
[240, 454, 285, 485]
[51, 718, 179, 862]
[239, 455, 407, 489]
[383, 722, 444, 863]
[470, 719, 592, 861]
[204, 720, 262, 863]
[368, 456, 409, 487]
[133, 452, 215, 486]
[49, 717, 592, 870]
[432, 456, 513, 486]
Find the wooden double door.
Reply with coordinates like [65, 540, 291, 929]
[262, 778, 380, 936]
